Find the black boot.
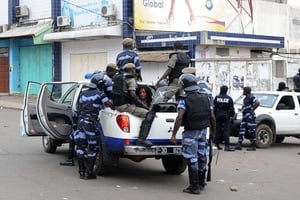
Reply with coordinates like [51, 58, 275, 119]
[246, 142, 256, 151]
[198, 171, 207, 190]
[78, 158, 86, 179]
[235, 142, 242, 150]
[183, 165, 200, 194]
[85, 158, 97, 179]
[136, 111, 155, 147]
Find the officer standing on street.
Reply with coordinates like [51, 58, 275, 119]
[171, 74, 216, 195]
[116, 38, 142, 81]
[213, 85, 235, 151]
[59, 64, 118, 167]
[235, 86, 260, 151]
[74, 81, 113, 179]
[111, 63, 155, 147]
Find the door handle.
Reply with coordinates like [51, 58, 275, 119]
[166, 118, 174, 122]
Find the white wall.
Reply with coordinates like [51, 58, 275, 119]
[62, 38, 122, 81]
[20, 0, 51, 20]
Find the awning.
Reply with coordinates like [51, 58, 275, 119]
[139, 50, 189, 62]
[0, 21, 53, 44]
[43, 24, 122, 42]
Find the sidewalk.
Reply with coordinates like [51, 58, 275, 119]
[0, 95, 23, 110]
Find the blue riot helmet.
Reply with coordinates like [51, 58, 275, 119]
[178, 74, 199, 92]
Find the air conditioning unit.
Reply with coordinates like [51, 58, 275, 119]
[101, 4, 116, 17]
[15, 5, 29, 18]
[57, 16, 71, 27]
[0, 24, 8, 33]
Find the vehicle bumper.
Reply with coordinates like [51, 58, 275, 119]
[124, 145, 218, 156]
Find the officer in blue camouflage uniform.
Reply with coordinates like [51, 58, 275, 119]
[90, 63, 119, 99]
[59, 64, 118, 167]
[116, 38, 142, 81]
[235, 86, 260, 151]
[74, 82, 113, 179]
[171, 74, 216, 195]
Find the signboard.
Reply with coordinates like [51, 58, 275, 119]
[61, 0, 110, 27]
[134, 0, 225, 32]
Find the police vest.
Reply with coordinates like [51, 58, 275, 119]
[111, 73, 132, 106]
[168, 52, 191, 82]
[182, 92, 210, 130]
[214, 94, 235, 117]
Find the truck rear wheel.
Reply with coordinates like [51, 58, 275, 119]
[162, 156, 187, 175]
[94, 140, 109, 176]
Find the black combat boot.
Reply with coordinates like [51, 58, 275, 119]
[85, 158, 97, 179]
[235, 142, 242, 150]
[246, 142, 256, 151]
[198, 171, 207, 190]
[183, 166, 200, 194]
[136, 111, 155, 147]
[78, 158, 86, 179]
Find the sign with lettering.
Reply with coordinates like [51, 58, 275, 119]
[134, 0, 225, 32]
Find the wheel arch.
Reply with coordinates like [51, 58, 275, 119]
[256, 114, 276, 137]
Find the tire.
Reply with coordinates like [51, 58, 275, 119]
[42, 136, 57, 153]
[94, 140, 109, 176]
[162, 156, 187, 175]
[256, 124, 273, 148]
[275, 136, 285, 143]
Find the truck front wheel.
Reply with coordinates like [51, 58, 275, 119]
[162, 156, 187, 175]
[42, 136, 57, 153]
[256, 124, 273, 148]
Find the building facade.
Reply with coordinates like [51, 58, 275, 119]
[0, 0, 299, 99]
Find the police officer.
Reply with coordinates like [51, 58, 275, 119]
[213, 85, 235, 151]
[235, 86, 260, 151]
[171, 74, 216, 194]
[111, 63, 155, 147]
[59, 64, 118, 167]
[155, 41, 191, 102]
[74, 81, 113, 179]
[116, 38, 142, 81]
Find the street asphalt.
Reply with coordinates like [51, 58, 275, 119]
[0, 95, 23, 110]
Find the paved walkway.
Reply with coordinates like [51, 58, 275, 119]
[0, 95, 23, 110]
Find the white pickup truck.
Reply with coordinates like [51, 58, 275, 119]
[20, 81, 191, 175]
[231, 91, 300, 148]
